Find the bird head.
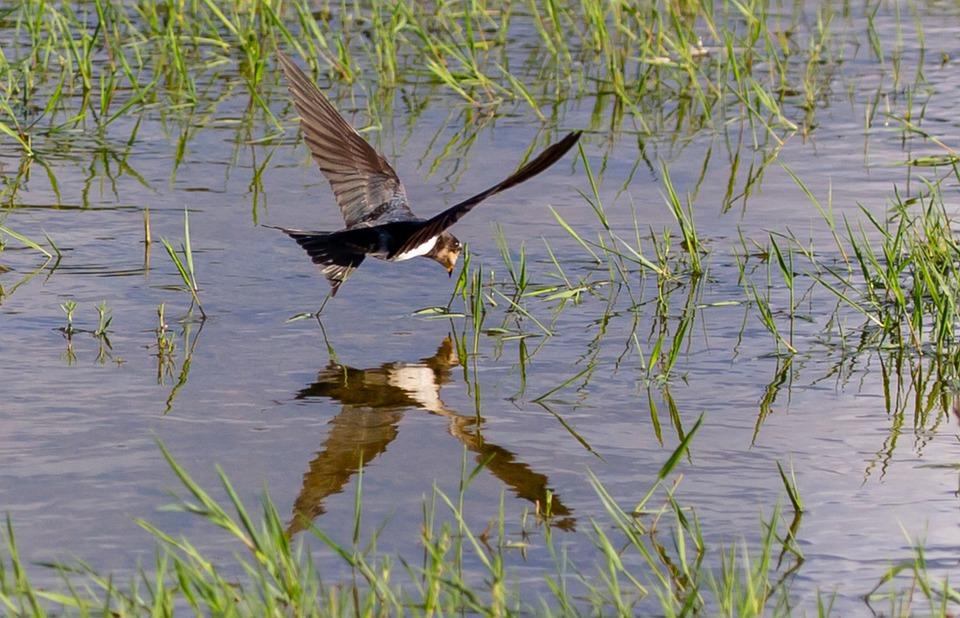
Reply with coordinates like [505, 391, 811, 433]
[429, 232, 462, 277]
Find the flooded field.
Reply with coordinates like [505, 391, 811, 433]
[4, 0, 960, 614]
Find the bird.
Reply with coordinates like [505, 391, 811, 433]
[274, 51, 582, 299]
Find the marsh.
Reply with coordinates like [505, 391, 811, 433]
[1, 0, 960, 614]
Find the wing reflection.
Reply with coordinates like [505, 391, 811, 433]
[288, 335, 574, 535]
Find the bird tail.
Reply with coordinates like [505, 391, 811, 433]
[274, 227, 366, 296]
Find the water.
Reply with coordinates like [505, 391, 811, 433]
[3, 2, 960, 612]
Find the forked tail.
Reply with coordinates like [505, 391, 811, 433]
[276, 228, 366, 296]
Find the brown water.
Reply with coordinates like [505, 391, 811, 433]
[4, 2, 960, 612]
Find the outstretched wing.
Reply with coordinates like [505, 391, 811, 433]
[277, 52, 414, 227]
[392, 131, 582, 257]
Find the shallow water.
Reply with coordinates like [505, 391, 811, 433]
[4, 1, 960, 612]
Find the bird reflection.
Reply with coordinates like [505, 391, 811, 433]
[288, 335, 574, 535]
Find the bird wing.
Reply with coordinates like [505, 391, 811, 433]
[391, 131, 582, 257]
[277, 52, 414, 227]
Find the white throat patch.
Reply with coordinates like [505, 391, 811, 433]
[394, 235, 438, 261]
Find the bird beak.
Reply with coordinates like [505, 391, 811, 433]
[447, 267, 453, 278]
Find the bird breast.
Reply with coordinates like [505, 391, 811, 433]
[392, 235, 438, 261]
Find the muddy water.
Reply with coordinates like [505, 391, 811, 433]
[4, 3, 960, 611]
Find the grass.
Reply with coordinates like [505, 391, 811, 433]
[159, 209, 205, 319]
[778, 165, 960, 361]
[0, 0, 858, 170]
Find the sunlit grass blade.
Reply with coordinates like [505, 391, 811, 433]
[0, 225, 52, 258]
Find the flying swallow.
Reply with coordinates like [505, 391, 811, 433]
[275, 52, 581, 296]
